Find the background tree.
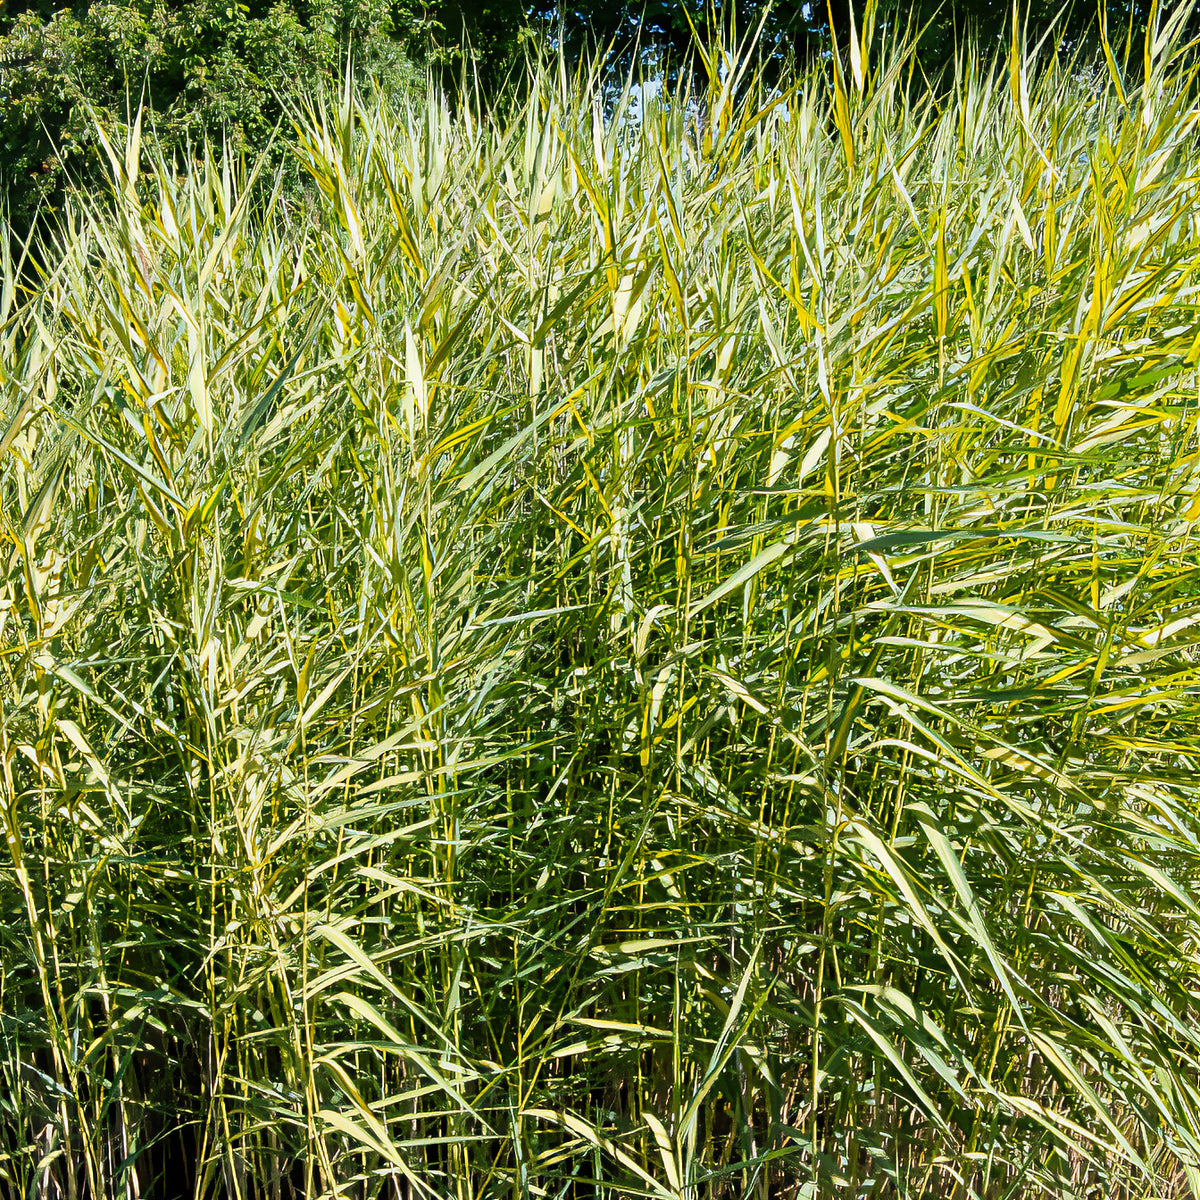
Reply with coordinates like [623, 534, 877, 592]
[513, 0, 1192, 83]
[0, 0, 430, 230]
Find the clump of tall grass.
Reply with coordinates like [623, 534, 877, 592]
[4, 4, 1200, 1197]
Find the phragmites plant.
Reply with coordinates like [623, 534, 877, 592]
[4, 3, 1200, 1197]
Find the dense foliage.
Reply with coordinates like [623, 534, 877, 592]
[5, 5, 1200, 1198]
[0, 0, 429, 228]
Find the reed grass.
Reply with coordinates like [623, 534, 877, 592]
[5, 5, 1200, 1197]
